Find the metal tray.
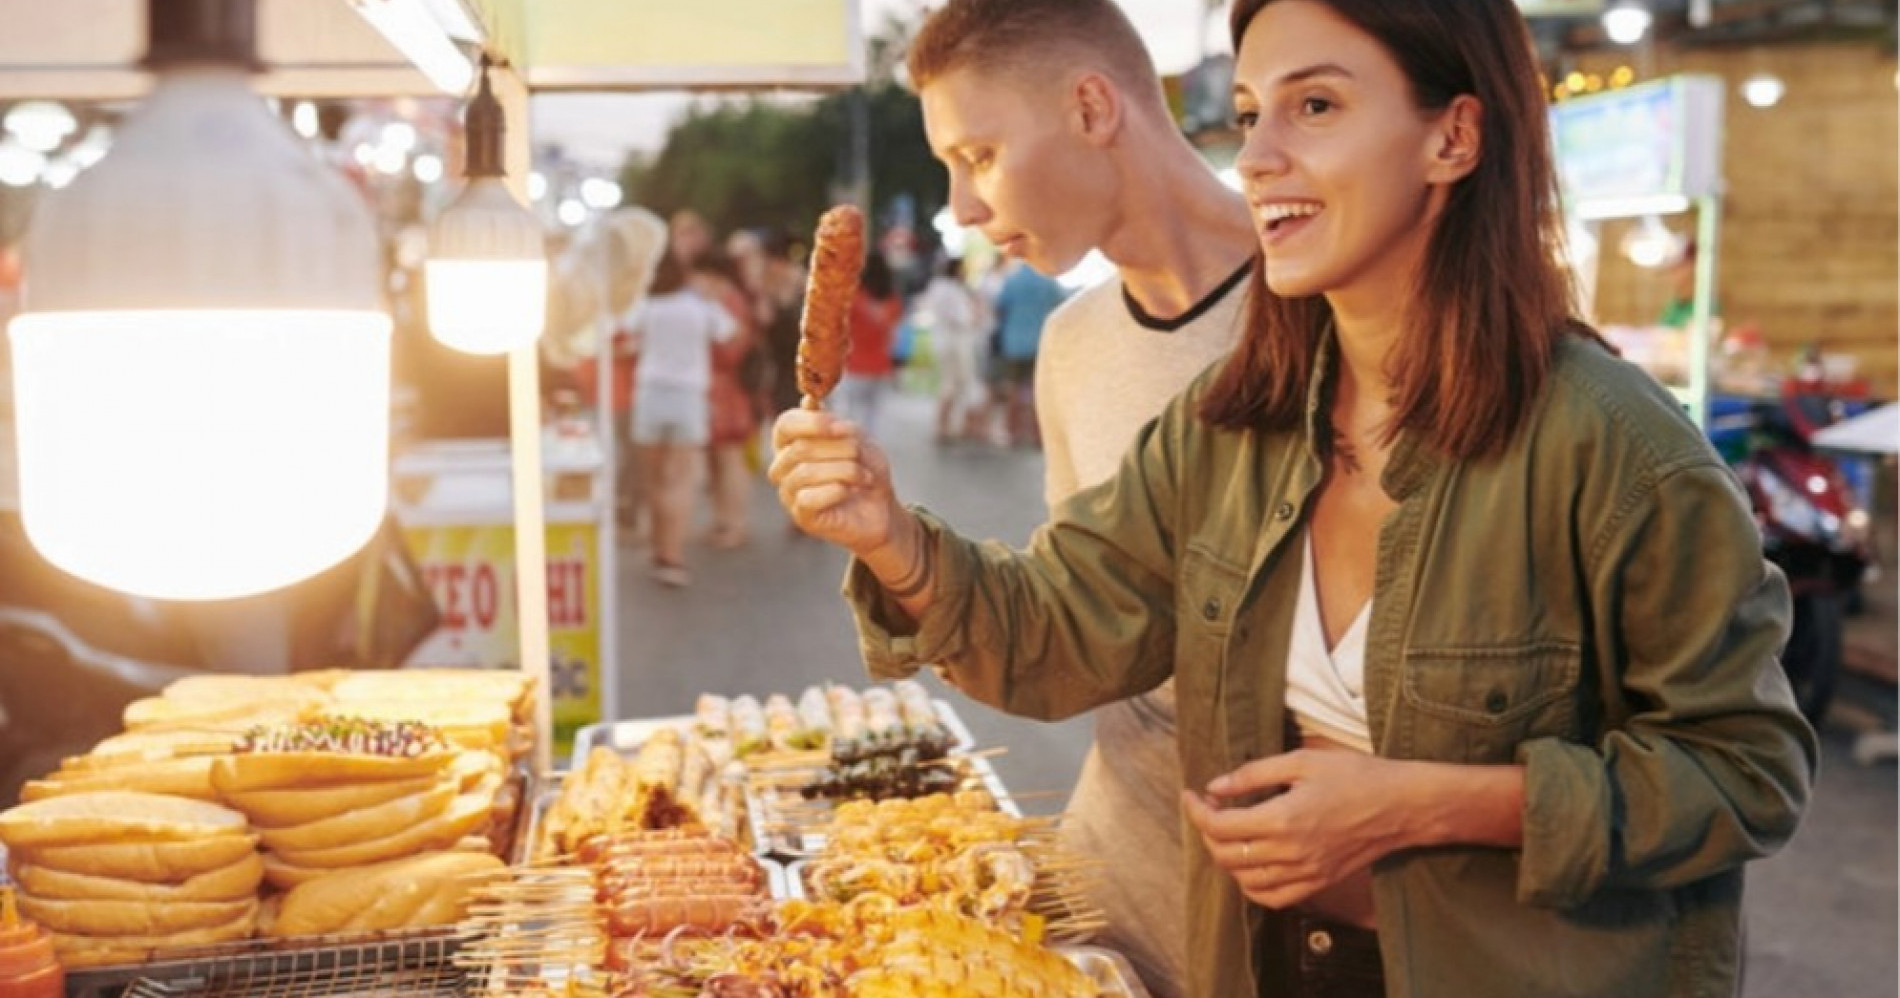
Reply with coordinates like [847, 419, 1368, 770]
[1056, 945, 1155, 998]
[78, 927, 474, 998]
[761, 856, 790, 901]
[781, 854, 1098, 944]
[521, 770, 757, 862]
[570, 696, 978, 764]
[749, 751, 1019, 859]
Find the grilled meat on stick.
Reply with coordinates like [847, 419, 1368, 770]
[795, 205, 866, 410]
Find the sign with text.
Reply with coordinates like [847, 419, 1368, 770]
[1550, 75, 1725, 213]
[402, 520, 601, 756]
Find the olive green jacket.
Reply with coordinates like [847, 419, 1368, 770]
[844, 335, 1816, 998]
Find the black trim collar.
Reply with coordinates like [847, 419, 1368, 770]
[1121, 257, 1253, 332]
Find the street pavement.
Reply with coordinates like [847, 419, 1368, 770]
[610, 389, 1897, 998]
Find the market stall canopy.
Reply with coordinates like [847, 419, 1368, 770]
[0, 0, 862, 99]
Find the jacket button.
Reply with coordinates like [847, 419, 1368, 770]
[1275, 502, 1295, 520]
[1485, 690, 1509, 714]
[1202, 597, 1222, 621]
[1306, 929, 1334, 956]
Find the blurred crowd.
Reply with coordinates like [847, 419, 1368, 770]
[540, 206, 1068, 590]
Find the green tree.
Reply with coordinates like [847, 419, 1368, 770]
[621, 13, 946, 245]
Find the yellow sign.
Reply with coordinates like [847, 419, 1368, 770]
[520, 0, 861, 89]
[402, 520, 601, 756]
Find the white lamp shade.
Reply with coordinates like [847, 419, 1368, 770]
[427, 176, 547, 354]
[426, 258, 548, 355]
[10, 312, 390, 599]
[8, 67, 392, 600]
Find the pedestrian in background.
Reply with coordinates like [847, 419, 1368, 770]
[693, 250, 762, 551]
[987, 257, 1066, 447]
[626, 251, 737, 587]
[837, 253, 903, 440]
[914, 256, 989, 444]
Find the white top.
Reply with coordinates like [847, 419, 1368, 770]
[625, 289, 737, 392]
[1286, 530, 1374, 754]
[1034, 266, 1249, 507]
[912, 275, 987, 349]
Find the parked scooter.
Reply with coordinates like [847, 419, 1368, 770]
[1732, 382, 1874, 724]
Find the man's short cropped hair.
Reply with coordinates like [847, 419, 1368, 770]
[906, 0, 1167, 112]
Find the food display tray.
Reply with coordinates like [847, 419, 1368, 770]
[749, 751, 1019, 859]
[75, 926, 474, 998]
[1055, 945, 1155, 998]
[570, 697, 979, 763]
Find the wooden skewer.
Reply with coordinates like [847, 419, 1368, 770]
[955, 746, 1010, 760]
[457, 946, 605, 963]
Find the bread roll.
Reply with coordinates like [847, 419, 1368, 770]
[20, 834, 259, 884]
[20, 896, 256, 937]
[267, 792, 489, 870]
[122, 698, 304, 733]
[22, 756, 219, 803]
[0, 793, 247, 848]
[269, 851, 503, 938]
[259, 855, 332, 890]
[12, 853, 263, 902]
[221, 774, 439, 828]
[48, 915, 255, 969]
[449, 750, 506, 791]
[328, 669, 532, 714]
[212, 751, 452, 794]
[160, 675, 332, 711]
[317, 703, 511, 753]
[69, 729, 234, 769]
[254, 778, 455, 854]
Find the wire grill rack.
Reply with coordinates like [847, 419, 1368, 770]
[116, 929, 473, 998]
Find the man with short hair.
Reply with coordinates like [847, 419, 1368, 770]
[906, 3, 1257, 995]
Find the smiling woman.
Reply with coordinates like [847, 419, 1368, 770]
[766, 1, 1816, 996]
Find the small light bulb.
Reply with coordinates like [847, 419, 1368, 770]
[1603, 4, 1652, 45]
[292, 101, 320, 138]
[1741, 73, 1786, 108]
[413, 153, 444, 184]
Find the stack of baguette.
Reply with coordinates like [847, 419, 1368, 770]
[0, 668, 540, 968]
[20, 676, 328, 803]
[210, 718, 495, 891]
[0, 792, 262, 968]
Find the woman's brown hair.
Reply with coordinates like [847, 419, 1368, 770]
[1201, 0, 1577, 459]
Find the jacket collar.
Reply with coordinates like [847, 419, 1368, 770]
[1298, 322, 1439, 502]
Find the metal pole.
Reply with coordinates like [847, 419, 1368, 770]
[1687, 195, 1721, 431]
[492, 61, 553, 778]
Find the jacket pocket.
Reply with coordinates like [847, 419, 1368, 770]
[1174, 543, 1252, 780]
[1400, 642, 1582, 764]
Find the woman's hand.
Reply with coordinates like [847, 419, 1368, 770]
[768, 408, 901, 558]
[1181, 749, 1414, 910]
[1182, 750, 1526, 910]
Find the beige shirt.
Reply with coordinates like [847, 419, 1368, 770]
[1035, 269, 1246, 998]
